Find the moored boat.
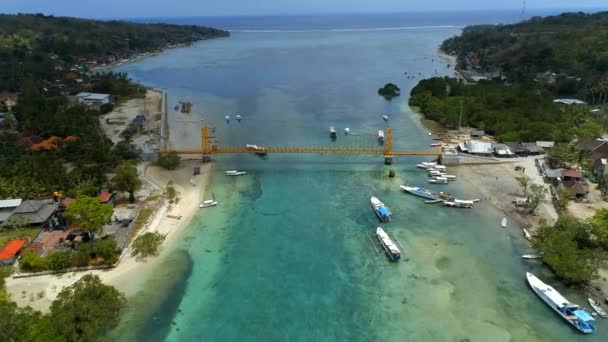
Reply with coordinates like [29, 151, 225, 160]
[199, 200, 218, 208]
[443, 199, 474, 208]
[416, 161, 438, 169]
[246, 144, 268, 155]
[523, 228, 533, 241]
[236, 114, 242, 122]
[190, 178, 197, 186]
[382, 115, 389, 121]
[329, 126, 337, 138]
[521, 254, 543, 259]
[588, 298, 608, 318]
[376, 227, 401, 261]
[430, 143, 443, 147]
[400, 185, 438, 200]
[429, 177, 448, 184]
[527, 272, 595, 334]
[344, 128, 350, 135]
[501, 217, 507, 228]
[378, 130, 385, 144]
[371, 196, 392, 223]
[225, 170, 247, 176]
[225, 115, 230, 122]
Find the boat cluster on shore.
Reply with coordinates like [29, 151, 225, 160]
[416, 161, 457, 185]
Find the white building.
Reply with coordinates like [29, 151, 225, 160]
[76, 92, 111, 108]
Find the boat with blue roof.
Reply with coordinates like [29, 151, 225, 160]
[371, 196, 391, 222]
[527, 272, 595, 334]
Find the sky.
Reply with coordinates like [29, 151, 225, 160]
[2, 0, 607, 18]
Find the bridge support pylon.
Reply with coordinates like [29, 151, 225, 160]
[384, 155, 393, 165]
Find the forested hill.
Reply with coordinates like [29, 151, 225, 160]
[441, 11, 608, 99]
[0, 13, 229, 91]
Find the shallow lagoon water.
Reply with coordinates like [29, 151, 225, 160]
[117, 17, 604, 342]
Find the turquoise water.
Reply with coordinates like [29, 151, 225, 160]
[117, 17, 605, 341]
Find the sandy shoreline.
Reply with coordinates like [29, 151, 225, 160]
[5, 161, 211, 311]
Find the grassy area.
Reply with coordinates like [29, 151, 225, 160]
[0, 227, 41, 247]
[128, 207, 153, 243]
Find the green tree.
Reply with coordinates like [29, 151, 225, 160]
[556, 187, 575, 210]
[20, 251, 49, 272]
[165, 180, 177, 209]
[588, 208, 608, 247]
[92, 239, 119, 265]
[526, 183, 548, 214]
[66, 180, 98, 198]
[156, 151, 181, 170]
[49, 274, 126, 342]
[47, 251, 72, 271]
[71, 244, 91, 267]
[112, 162, 142, 203]
[0, 300, 46, 342]
[64, 196, 113, 236]
[131, 232, 166, 259]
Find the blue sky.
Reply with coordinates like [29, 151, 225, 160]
[2, 0, 607, 18]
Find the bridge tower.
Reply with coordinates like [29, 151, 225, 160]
[384, 125, 393, 165]
[202, 126, 212, 162]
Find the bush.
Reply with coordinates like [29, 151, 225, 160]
[156, 151, 181, 170]
[92, 239, 119, 265]
[71, 244, 91, 267]
[131, 232, 166, 259]
[99, 103, 114, 114]
[20, 252, 49, 272]
[47, 251, 72, 271]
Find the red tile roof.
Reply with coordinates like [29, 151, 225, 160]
[31, 136, 62, 151]
[561, 169, 581, 178]
[0, 240, 26, 260]
[61, 197, 76, 207]
[98, 191, 112, 203]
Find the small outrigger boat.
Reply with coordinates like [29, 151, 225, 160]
[527, 272, 595, 334]
[521, 254, 543, 259]
[523, 228, 533, 241]
[443, 199, 474, 208]
[225, 115, 230, 122]
[376, 227, 401, 261]
[344, 128, 350, 135]
[588, 298, 608, 318]
[382, 115, 389, 121]
[378, 130, 385, 144]
[225, 170, 247, 176]
[329, 127, 337, 139]
[199, 200, 218, 208]
[416, 161, 438, 169]
[430, 143, 443, 147]
[371, 196, 392, 223]
[429, 177, 448, 184]
[501, 217, 507, 228]
[400, 185, 438, 200]
[236, 114, 242, 122]
[246, 144, 268, 155]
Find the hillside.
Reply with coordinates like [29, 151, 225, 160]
[0, 13, 229, 92]
[441, 11, 608, 100]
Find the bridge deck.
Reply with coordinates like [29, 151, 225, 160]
[160, 146, 440, 156]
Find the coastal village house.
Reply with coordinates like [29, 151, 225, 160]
[0, 199, 62, 230]
[577, 139, 608, 197]
[0, 199, 22, 225]
[75, 92, 110, 109]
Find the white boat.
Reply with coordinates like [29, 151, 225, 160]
[371, 196, 392, 222]
[225, 115, 230, 122]
[378, 130, 385, 144]
[236, 114, 242, 121]
[439, 174, 456, 181]
[521, 254, 543, 259]
[501, 217, 507, 228]
[246, 144, 268, 155]
[430, 143, 443, 147]
[526, 272, 595, 334]
[329, 126, 337, 138]
[225, 170, 247, 176]
[344, 128, 350, 135]
[190, 178, 197, 186]
[382, 115, 389, 121]
[431, 165, 447, 171]
[523, 228, 533, 241]
[588, 298, 608, 319]
[376, 227, 400, 261]
[429, 177, 448, 184]
[428, 170, 444, 176]
[416, 161, 438, 169]
[199, 200, 218, 208]
[443, 199, 474, 208]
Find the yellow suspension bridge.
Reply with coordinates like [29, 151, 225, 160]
[160, 126, 441, 164]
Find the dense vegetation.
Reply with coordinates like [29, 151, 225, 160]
[0, 274, 126, 342]
[0, 13, 228, 92]
[534, 210, 608, 284]
[377, 83, 400, 100]
[441, 11, 608, 100]
[409, 77, 603, 141]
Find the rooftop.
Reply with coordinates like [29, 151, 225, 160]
[554, 98, 586, 105]
[561, 169, 582, 179]
[0, 239, 26, 261]
[0, 199, 22, 209]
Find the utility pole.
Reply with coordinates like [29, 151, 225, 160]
[520, 0, 527, 21]
[459, 99, 463, 132]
